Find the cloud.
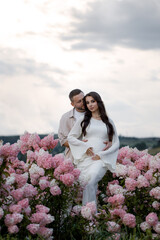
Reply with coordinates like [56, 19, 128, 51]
[0, 47, 66, 88]
[61, 0, 160, 50]
[0, 75, 68, 135]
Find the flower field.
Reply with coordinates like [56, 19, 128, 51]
[0, 132, 160, 240]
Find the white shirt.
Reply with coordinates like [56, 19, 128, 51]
[74, 109, 85, 120]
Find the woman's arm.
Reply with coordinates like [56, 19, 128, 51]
[67, 117, 91, 163]
[96, 119, 120, 172]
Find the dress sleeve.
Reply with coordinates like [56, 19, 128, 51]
[97, 119, 119, 172]
[67, 117, 90, 165]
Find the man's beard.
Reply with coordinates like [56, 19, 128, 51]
[77, 107, 85, 112]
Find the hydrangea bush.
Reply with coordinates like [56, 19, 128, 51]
[0, 132, 88, 240]
[96, 146, 160, 239]
[0, 134, 160, 240]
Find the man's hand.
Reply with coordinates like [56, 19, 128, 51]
[86, 147, 94, 156]
[102, 141, 112, 151]
[63, 141, 70, 148]
[92, 154, 100, 160]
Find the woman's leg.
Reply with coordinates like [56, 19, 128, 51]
[82, 161, 106, 205]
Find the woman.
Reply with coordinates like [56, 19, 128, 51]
[67, 92, 119, 207]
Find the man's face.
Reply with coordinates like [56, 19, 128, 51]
[71, 92, 85, 112]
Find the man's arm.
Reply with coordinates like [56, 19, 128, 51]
[58, 113, 72, 148]
[102, 141, 112, 151]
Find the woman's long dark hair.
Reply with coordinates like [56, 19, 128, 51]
[81, 92, 114, 141]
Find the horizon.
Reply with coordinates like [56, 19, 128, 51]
[0, 133, 160, 139]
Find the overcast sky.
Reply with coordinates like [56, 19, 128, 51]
[0, 0, 160, 137]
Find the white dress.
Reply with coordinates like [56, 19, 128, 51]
[67, 116, 119, 206]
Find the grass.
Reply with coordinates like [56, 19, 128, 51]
[148, 146, 160, 155]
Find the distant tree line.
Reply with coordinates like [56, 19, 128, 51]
[1, 135, 160, 159]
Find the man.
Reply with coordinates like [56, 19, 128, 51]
[58, 89, 85, 160]
[58, 89, 112, 160]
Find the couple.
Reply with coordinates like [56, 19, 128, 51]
[58, 89, 119, 207]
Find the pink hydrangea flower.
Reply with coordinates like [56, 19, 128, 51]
[23, 184, 38, 198]
[137, 175, 150, 188]
[29, 163, 45, 180]
[106, 221, 121, 233]
[19, 132, 41, 154]
[144, 169, 154, 181]
[108, 194, 125, 206]
[81, 206, 92, 220]
[54, 159, 75, 179]
[54, 166, 63, 179]
[122, 213, 136, 228]
[38, 226, 53, 238]
[51, 154, 64, 168]
[72, 205, 82, 216]
[11, 188, 24, 201]
[110, 208, 126, 219]
[26, 150, 37, 164]
[4, 213, 23, 226]
[121, 157, 133, 166]
[117, 146, 131, 161]
[71, 168, 81, 180]
[39, 177, 50, 190]
[140, 221, 151, 232]
[24, 206, 31, 216]
[146, 212, 158, 226]
[30, 212, 46, 224]
[18, 198, 29, 209]
[127, 166, 141, 179]
[109, 184, 125, 195]
[31, 178, 38, 185]
[4, 214, 15, 226]
[9, 204, 22, 213]
[60, 173, 75, 186]
[15, 172, 28, 188]
[60, 159, 74, 172]
[50, 185, 61, 196]
[40, 134, 58, 150]
[36, 205, 50, 214]
[12, 213, 24, 224]
[40, 214, 55, 226]
[27, 224, 40, 235]
[149, 187, 160, 200]
[153, 222, 160, 234]
[36, 149, 53, 169]
[5, 175, 16, 186]
[8, 225, 19, 234]
[134, 155, 150, 170]
[125, 178, 137, 191]
[86, 201, 97, 215]
[0, 142, 19, 157]
[115, 164, 128, 177]
[152, 201, 160, 210]
[149, 158, 160, 171]
[49, 179, 57, 188]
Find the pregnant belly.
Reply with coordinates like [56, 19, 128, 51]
[85, 138, 106, 153]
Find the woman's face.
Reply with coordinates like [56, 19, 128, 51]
[85, 96, 99, 113]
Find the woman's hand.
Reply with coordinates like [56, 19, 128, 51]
[86, 147, 94, 156]
[92, 154, 100, 160]
[102, 141, 112, 151]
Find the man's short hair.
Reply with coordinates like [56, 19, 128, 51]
[69, 89, 83, 101]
